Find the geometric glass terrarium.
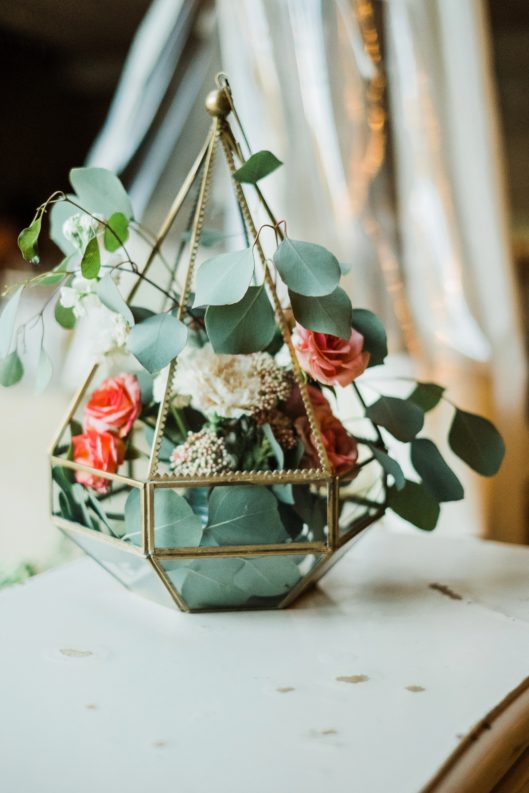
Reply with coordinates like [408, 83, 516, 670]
[48, 79, 387, 611]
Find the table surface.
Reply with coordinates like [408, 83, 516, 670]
[3, 524, 529, 793]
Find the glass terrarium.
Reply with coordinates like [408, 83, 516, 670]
[48, 81, 387, 612]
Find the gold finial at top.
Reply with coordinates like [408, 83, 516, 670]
[205, 88, 231, 118]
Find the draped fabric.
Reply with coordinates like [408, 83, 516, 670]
[83, 0, 528, 540]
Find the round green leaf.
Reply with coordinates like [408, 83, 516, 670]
[0, 351, 23, 387]
[49, 199, 78, 255]
[289, 287, 352, 339]
[351, 308, 388, 367]
[18, 216, 42, 265]
[370, 446, 405, 490]
[69, 167, 133, 219]
[97, 274, 134, 325]
[205, 286, 276, 354]
[127, 312, 188, 373]
[365, 396, 424, 442]
[233, 150, 283, 184]
[80, 237, 101, 279]
[124, 488, 203, 549]
[411, 438, 464, 502]
[193, 248, 255, 307]
[408, 382, 445, 412]
[104, 212, 129, 252]
[54, 300, 76, 329]
[273, 238, 340, 297]
[233, 557, 301, 597]
[167, 558, 248, 609]
[387, 480, 440, 531]
[448, 408, 505, 476]
[204, 485, 288, 545]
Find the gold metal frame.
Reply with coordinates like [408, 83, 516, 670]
[49, 80, 387, 612]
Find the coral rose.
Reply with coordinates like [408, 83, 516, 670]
[72, 430, 125, 493]
[293, 325, 370, 387]
[294, 395, 358, 475]
[84, 373, 141, 438]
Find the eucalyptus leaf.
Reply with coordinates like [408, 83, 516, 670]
[124, 488, 202, 548]
[272, 484, 295, 505]
[409, 382, 445, 412]
[365, 396, 424, 442]
[49, 199, 78, 255]
[97, 274, 134, 325]
[104, 212, 129, 252]
[70, 167, 133, 219]
[0, 285, 23, 358]
[35, 346, 53, 394]
[0, 351, 23, 387]
[273, 238, 340, 297]
[387, 480, 440, 531]
[167, 558, 247, 609]
[351, 308, 388, 367]
[204, 485, 288, 545]
[234, 557, 301, 597]
[411, 438, 464, 502]
[34, 271, 66, 286]
[127, 312, 188, 373]
[80, 237, 101, 279]
[144, 424, 174, 462]
[370, 446, 405, 490]
[136, 370, 154, 404]
[289, 287, 352, 339]
[262, 423, 284, 469]
[205, 286, 275, 354]
[448, 409, 505, 476]
[193, 248, 254, 307]
[54, 300, 76, 329]
[18, 216, 42, 264]
[233, 150, 283, 184]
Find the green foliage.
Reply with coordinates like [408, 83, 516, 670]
[233, 150, 283, 184]
[18, 216, 42, 264]
[205, 286, 276, 354]
[408, 382, 445, 412]
[273, 238, 340, 297]
[0, 351, 23, 387]
[193, 248, 254, 307]
[369, 446, 405, 490]
[35, 346, 53, 394]
[80, 237, 101, 279]
[54, 300, 76, 329]
[69, 167, 133, 219]
[411, 438, 464, 502]
[144, 425, 174, 462]
[128, 312, 188, 373]
[387, 480, 440, 531]
[124, 488, 202, 548]
[49, 199, 78, 255]
[351, 308, 388, 366]
[168, 558, 248, 608]
[104, 212, 129, 252]
[448, 409, 505, 476]
[181, 228, 226, 248]
[262, 423, 284, 469]
[289, 287, 352, 339]
[365, 396, 424, 442]
[97, 274, 134, 325]
[0, 285, 23, 358]
[204, 485, 288, 545]
[233, 557, 301, 597]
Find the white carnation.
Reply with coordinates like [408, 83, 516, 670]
[62, 212, 102, 251]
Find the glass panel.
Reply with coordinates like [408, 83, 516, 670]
[151, 481, 329, 550]
[63, 527, 176, 609]
[159, 553, 323, 611]
[51, 465, 139, 543]
[338, 458, 385, 538]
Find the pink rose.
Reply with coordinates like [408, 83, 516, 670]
[295, 403, 358, 476]
[293, 325, 370, 387]
[72, 430, 125, 493]
[84, 373, 141, 438]
[283, 383, 328, 419]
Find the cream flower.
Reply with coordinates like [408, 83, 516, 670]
[59, 274, 98, 319]
[62, 212, 102, 251]
[172, 344, 292, 419]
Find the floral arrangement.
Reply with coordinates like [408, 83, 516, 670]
[0, 108, 506, 609]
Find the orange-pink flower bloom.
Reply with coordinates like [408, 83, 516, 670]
[294, 387, 358, 475]
[84, 373, 141, 438]
[71, 429, 125, 493]
[294, 325, 370, 387]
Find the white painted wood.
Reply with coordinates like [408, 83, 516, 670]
[2, 523, 529, 793]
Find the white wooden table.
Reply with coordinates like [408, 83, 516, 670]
[2, 524, 529, 793]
